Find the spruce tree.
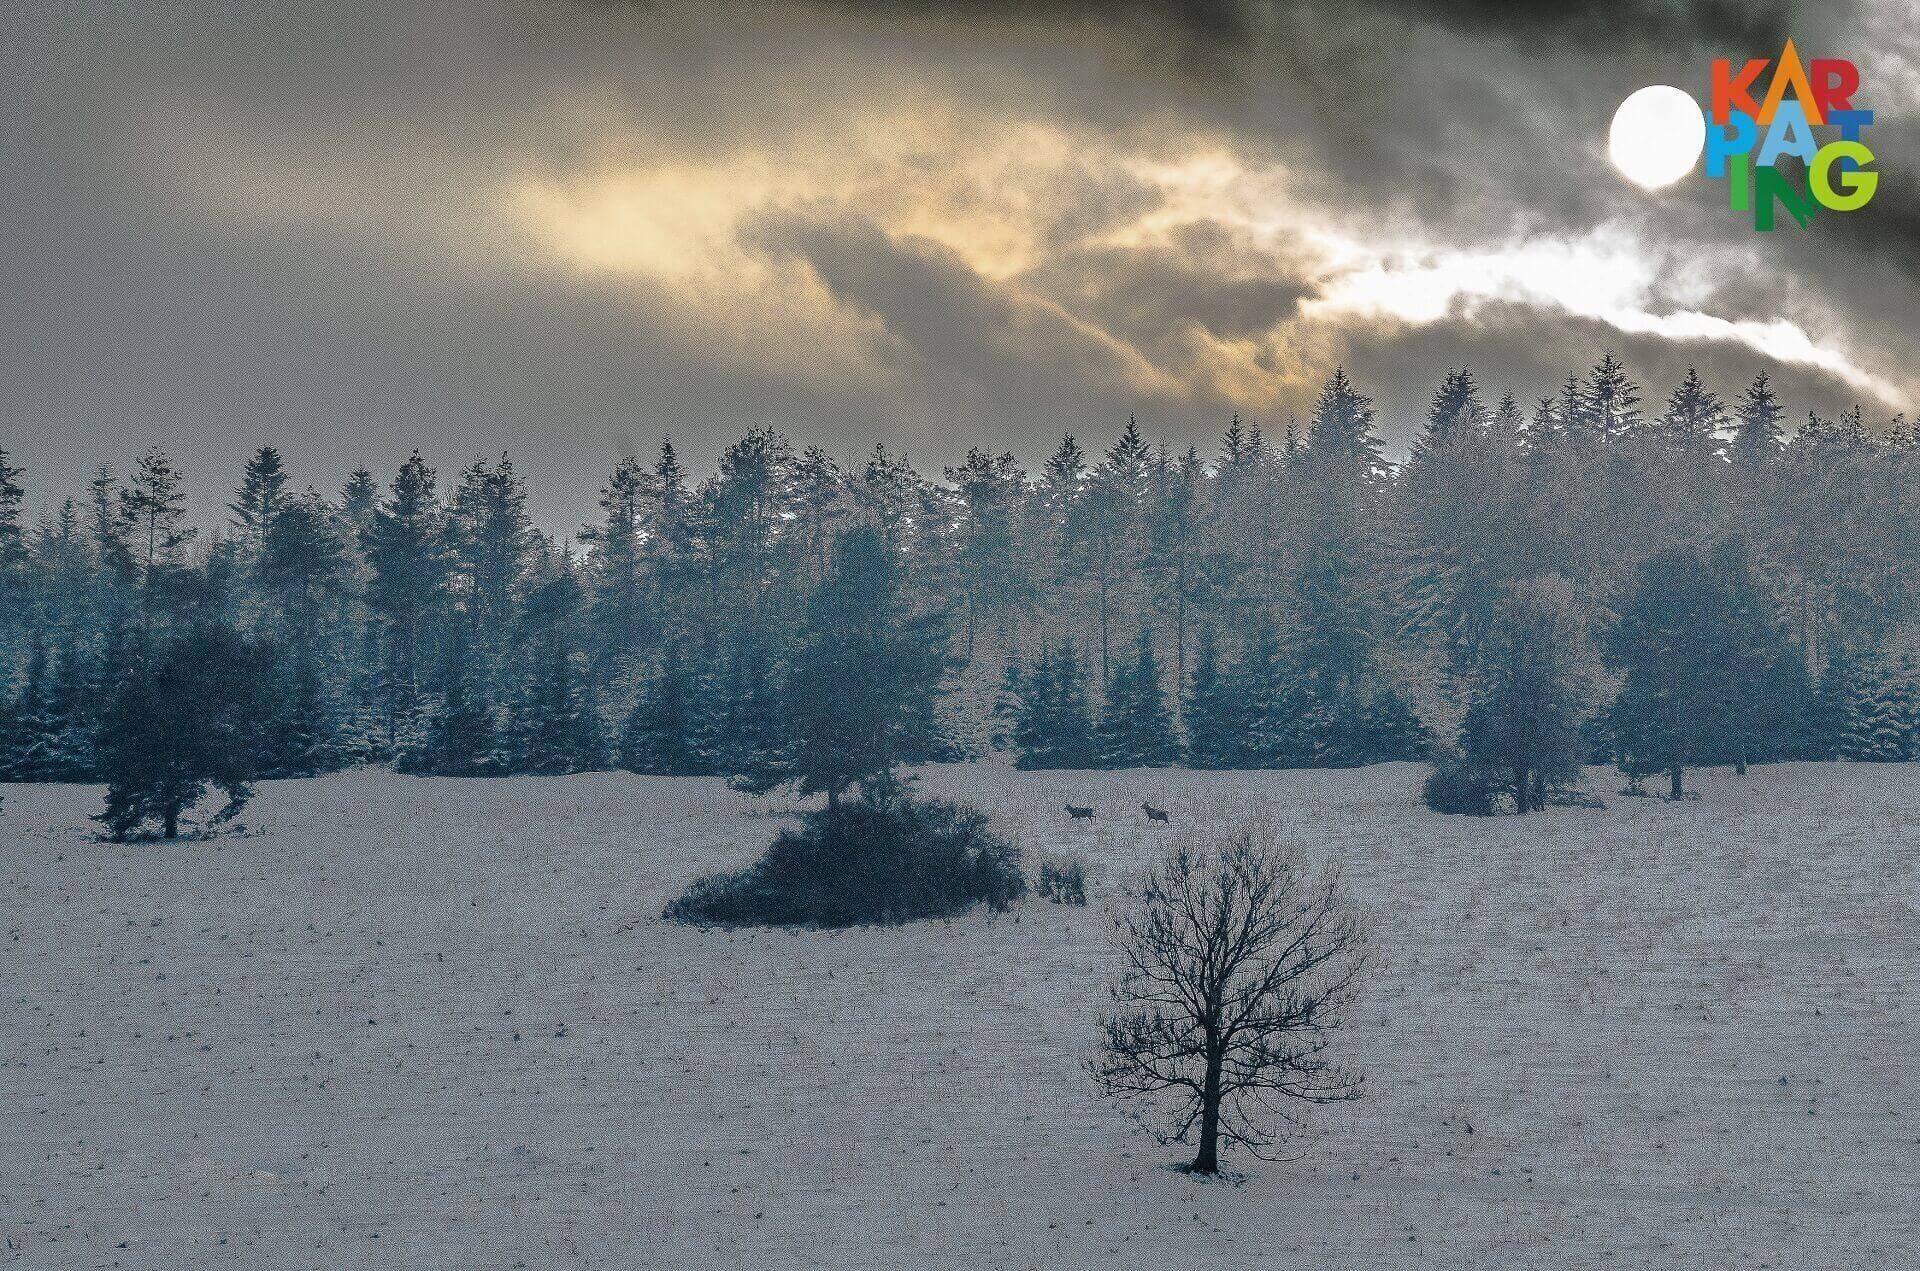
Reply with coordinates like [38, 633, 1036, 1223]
[230, 446, 288, 551]
[1808, 652, 1860, 761]
[94, 625, 265, 840]
[255, 489, 347, 649]
[771, 524, 947, 805]
[1606, 548, 1740, 799]
[619, 643, 707, 775]
[363, 453, 449, 737]
[0, 448, 25, 640]
[450, 453, 537, 677]
[718, 635, 791, 795]
[404, 623, 498, 777]
[1652, 368, 1727, 456]
[1842, 663, 1908, 761]
[583, 456, 652, 672]
[1730, 373, 1786, 461]
[118, 447, 196, 629]
[506, 565, 603, 775]
[1236, 619, 1297, 768]
[1182, 625, 1242, 769]
[258, 652, 336, 779]
[1006, 643, 1098, 769]
[1097, 630, 1181, 768]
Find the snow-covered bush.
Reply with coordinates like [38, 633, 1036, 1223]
[1421, 759, 1495, 816]
[664, 797, 1026, 927]
[1037, 854, 1087, 905]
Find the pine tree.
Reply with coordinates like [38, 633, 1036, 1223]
[118, 448, 196, 629]
[1097, 629, 1181, 768]
[363, 453, 448, 737]
[450, 453, 537, 677]
[230, 446, 288, 551]
[255, 489, 347, 649]
[0, 448, 26, 634]
[402, 623, 498, 777]
[772, 524, 948, 805]
[1654, 368, 1728, 457]
[94, 625, 265, 840]
[1182, 625, 1241, 768]
[1236, 619, 1297, 768]
[1005, 642, 1098, 769]
[1606, 547, 1741, 799]
[619, 643, 708, 775]
[1729, 373, 1786, 461]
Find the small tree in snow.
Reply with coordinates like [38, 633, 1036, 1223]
[1092, 821, 1368, 1175]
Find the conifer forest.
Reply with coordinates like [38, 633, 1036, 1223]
[4, 355, 1917, 833]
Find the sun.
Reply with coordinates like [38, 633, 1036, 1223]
[1609, 85, 1707, 190]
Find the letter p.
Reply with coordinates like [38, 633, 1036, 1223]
[1704, 109, 1757, 179]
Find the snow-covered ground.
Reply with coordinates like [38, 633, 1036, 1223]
[3, 762, 1917, 1269]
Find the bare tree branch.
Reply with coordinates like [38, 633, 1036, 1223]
[1089, 819, 1369, 1175]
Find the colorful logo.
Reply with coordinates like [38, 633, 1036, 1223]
[1705, 39, 1877, 230]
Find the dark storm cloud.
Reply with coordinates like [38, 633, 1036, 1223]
[741, 208, 1202, 425]
[4, 0, 1914, 537]
[808, 0, 1792, 52]
[1021, 222, 1314, 352]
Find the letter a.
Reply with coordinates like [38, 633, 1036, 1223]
[1759, 39, 1823, 125]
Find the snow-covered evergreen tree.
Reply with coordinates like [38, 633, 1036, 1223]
[1182, 625, 1241, 769]
[1097, 630, 1181, 768]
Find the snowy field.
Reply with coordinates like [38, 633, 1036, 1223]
[3, 762, 1917, 1269]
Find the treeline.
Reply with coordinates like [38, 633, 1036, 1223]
[2, 354, 1918, 816]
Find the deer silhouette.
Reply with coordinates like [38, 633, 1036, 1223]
[1065, 804, 1095, 820]
[1141, 802, 1170, 823]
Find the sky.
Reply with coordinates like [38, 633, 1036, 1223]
[5, 0, 1917, 532]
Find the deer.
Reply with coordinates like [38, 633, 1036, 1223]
[1141, 802, 1170, 823]
[1065, 804, 1096, 820]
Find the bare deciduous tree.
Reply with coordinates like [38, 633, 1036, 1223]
[1091, 820, 1368, 1175]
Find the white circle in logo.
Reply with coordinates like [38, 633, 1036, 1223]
[1609, 85, 1708, 190]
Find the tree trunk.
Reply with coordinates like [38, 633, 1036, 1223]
[163, 808, 178, 839]
[1669, 764, 1684, 801]
[1734, 737, 1748, 777]
[1512, 765, 1528, 813]
[1190, 1048, 1223, 1174]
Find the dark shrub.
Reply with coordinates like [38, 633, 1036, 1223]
[1037, 854, 1087, 905]
[664, 797, 1026, 927]
[1421, 759, 1495, 816]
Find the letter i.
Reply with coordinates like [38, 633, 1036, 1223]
[1728, 154, 1750, 212]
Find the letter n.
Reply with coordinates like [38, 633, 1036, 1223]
[1753, 166, 1818, 230]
